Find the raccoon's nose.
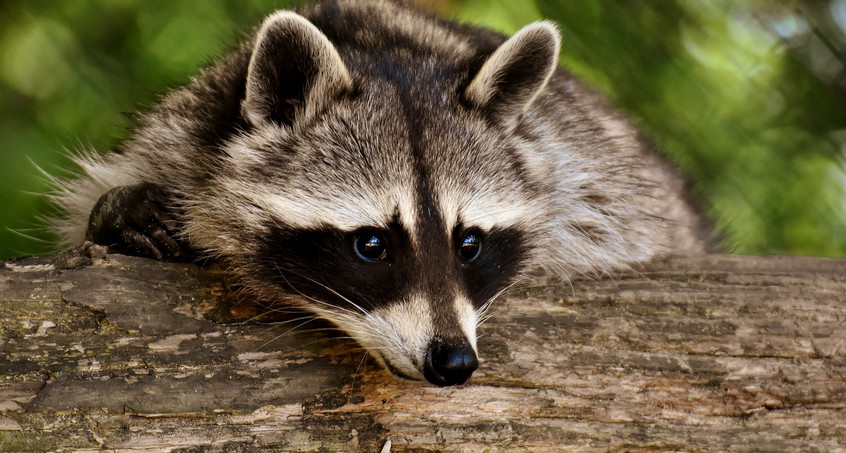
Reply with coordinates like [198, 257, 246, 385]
[423, 338, 478, 387]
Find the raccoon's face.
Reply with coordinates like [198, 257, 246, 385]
[241, 106, 541, 385]
[192, 10, 560, 385]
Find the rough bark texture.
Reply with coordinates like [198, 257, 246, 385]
[1, 246, 845, 452]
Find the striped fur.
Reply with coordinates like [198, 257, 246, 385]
[48, 0, 706, 384]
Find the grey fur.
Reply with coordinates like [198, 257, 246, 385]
[49, 0, 706, 384]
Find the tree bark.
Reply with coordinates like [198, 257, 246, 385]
[1, 246, 845, 452]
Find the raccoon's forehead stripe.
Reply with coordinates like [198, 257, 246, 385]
[219, 174, 419, 235]
[438, 186, 544, 233]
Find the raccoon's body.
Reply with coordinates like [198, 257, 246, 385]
[51, 0, 706, 386]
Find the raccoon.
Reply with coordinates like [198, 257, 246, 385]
[50, 0, 706, 386]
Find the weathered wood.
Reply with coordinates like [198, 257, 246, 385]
[1, 246, 845, 452]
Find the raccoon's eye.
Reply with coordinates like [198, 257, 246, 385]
[457, 230, 483, 263]
[354, 231, 388, 262]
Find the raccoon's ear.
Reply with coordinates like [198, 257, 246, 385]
[242, 11, 353, 128]
[465, 21, 561, 128]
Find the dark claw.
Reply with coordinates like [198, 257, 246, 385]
[86, 183, 192, 261]
[148, 224, 183, 259]
[121, 228, 164, 260]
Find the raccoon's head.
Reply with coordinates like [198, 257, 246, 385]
[188, 9, 560, 386]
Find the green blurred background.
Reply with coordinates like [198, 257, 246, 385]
[1, 0, 845, 259]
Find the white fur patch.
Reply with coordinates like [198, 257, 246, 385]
[313, 293, 479, 380]
[366, 294, 433, 379]
[453, 295, 478, 351]
[297, 291, 478, 380]
[272, 292, 435, 381]
[439, 186, 544, 233]
[215, 174, 419, 236]
[49, 150, 149, 246]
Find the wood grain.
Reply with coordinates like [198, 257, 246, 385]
[1, 247, 844, 452]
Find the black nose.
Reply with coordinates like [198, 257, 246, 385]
[423, 338, 478, 386]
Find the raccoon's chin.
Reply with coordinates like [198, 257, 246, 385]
[365, 349, 424, 381]
[378, 355, 425, 382]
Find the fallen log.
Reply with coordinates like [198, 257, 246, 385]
[1, 246, 845, 452]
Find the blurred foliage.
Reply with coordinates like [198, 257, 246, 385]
[0, 0, 296, 257]
[1, 0, 845, 258]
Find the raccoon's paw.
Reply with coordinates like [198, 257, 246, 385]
[86, 183, 191, 262]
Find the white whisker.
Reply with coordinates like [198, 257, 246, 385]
[258, 316, 322, 350]
[475, 277, 524, 328]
